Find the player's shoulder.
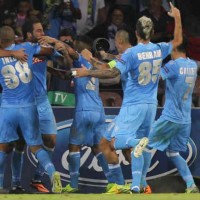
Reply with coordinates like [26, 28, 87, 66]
[187, 58, 198, 66]
[20, 42, 39, 48]
[166, 60, 176, 67]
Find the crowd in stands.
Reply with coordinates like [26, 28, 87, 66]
[0, 0, 200, 107]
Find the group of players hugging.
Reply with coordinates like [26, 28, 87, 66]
[0, 2, 199, 194]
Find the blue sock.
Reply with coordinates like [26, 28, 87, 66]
[0, 151, 7, 189]
[34, 146, 54, 181]
[96, 152, 113, 183]
[141, 149, 152, 187]
[108, 164, 124, 185]
[11, 149, 24, 187]
[167, 151, 195, 188]
[68, 152, 80, 189]
[35, 148, 55, 180]
[131, 151, 144, 192]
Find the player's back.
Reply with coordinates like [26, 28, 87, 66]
[73, 55, 103, 111]
[162, 58, 197, 124]
[117, 42, 172, 105]
[0, 42, 40, 107]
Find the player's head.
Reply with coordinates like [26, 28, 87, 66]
[74, 35, 93, 52]
[136, 16, 154, 41]
[0, 26, 15, 48]
[115, 29, 131, 53]
[171, 36, 188, 59]
[22, 18, 44, 42]
[58, 28, 76, 48]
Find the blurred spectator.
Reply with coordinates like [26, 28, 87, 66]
[56, 0, 81, 30]
[76, 0, 106, 36]
[140, 0, 173, 42]
[0, 0, 10, 26]
[87, 6, 133, 54]
[16, 0, 32, 27]
[114, 0, 137, 27]
[44, 0, 81, 38]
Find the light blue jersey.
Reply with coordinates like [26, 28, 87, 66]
[70, 55, 105, 146]
[0, 42, 42, 145]
[32, 51, 60, 135]
[0, 43, 40, 107]
[161, 58, 197, 124]
[32, 56, 48, 96]
[116, 42, 172, 106]
[73, 55, 103, 111]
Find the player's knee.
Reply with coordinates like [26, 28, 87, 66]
[69, 144, 81, 152]
[29, 145, 43, 154]
[0, 143, 13, 154]
[99, 138, 110, 152]
[42, 134, 56, 148]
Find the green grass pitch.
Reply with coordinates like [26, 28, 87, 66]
[0, 194, 199, 200]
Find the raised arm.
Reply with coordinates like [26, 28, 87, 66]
[38, 36, 79, 59]
[168, 2, 182, 48]
[81, 49, 112, 70]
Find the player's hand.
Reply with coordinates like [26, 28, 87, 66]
[55, 41, 68, 52]
[72, 65, 89, 77]
[168, 2, 181, 18]
[81, 49, 92, 61]
[99, 50, 108, 60]
[38, 36, 57, 46]
[12, 48, 28, 62]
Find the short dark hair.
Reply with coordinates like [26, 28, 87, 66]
[58, 28, 76, 41]
[22, 18, 41, 40]
[0, 26, 15, 43]
[176, 35, 188, 53]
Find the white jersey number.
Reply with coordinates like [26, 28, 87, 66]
[1, 61, 32, 89]
[138, 59, 162, 85]
[183, 76, 195, 100]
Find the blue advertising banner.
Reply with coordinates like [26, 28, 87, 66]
[4, 107, 200, 193]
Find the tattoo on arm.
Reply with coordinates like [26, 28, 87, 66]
[90, 58, 109, 69]
[87, 67, 120, 79]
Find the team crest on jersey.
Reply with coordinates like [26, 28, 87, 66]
[32, 57, 45, 64]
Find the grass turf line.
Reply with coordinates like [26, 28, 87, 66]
[0, 194, 199, 200]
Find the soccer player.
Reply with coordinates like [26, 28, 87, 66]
[74, 2, 182, 193]
[0, 26, 62, 193]
[53, 36, 116, 193]
[141, 37, 199, 193]
[8, 19, 71, 193]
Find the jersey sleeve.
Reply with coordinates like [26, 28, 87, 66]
[73, 54, 92, 69]
[116, 49, 134, 77]
[158, 42, 173, 59]
[161, 60, 178, 80]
